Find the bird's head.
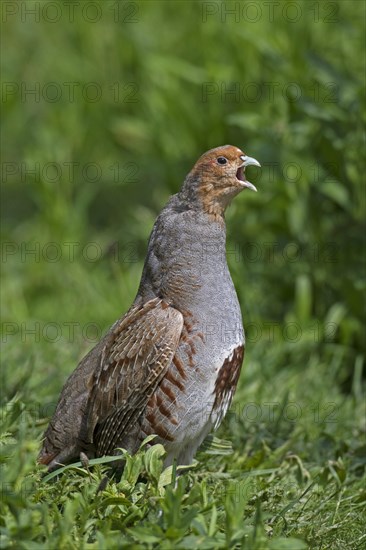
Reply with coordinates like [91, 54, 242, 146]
[180, 145, 261, 219]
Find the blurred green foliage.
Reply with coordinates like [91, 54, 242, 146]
[1, 0, 365, 548]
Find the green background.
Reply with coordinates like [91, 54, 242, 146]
[1, 1, 365, 548]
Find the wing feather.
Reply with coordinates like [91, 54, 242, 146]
[86, 297, 183, 456]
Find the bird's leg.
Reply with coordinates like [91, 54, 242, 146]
[79, 451, 93, 481]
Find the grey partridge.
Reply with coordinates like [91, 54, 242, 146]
[38, 145, 260, 471]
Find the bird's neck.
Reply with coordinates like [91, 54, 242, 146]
[179, 179, 228, 224]
[136, 201, 231, 310]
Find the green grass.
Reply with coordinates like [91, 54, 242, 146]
[1, 0, 365, 548]
[1, 343, 365, 548]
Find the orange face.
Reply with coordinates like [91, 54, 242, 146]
[182, 145, 260, 218]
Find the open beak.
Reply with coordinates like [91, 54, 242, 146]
[236, 155, 261, 192]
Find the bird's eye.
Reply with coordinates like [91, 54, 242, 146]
[217, 157, 227, 165]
